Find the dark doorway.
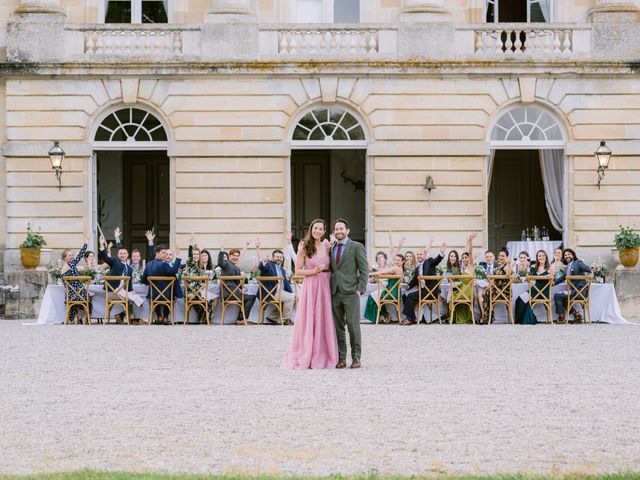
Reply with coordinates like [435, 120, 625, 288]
[488, 149, 561, 254]
[291, 149, 366, 245]
[96, 150, 170, 258]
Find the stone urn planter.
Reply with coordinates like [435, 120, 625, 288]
[19, 223, 47, 270]
[614, 226, 640, 270]
[619, 247, 639, 269]
[20, 246, 41, 269]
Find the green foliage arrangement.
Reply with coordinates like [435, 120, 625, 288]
[20, 223, 47, 249]
[614, 225, 640, 250]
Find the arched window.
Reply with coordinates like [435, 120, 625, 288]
[291, 106, 367, 148]
[94, 107, 168, 144]
[490, 106, 564, 148]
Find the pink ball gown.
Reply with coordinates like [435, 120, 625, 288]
[282, 239, 338, 369]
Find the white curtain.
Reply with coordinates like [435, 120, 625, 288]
[487, 149, 496, 189]
[530, 0, 551, 22]
[539, 149, 564, 231]
[162, 0, 169, 18]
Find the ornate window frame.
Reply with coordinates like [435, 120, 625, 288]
[489, 105, 565, 149]
[92, 106, 169, 150]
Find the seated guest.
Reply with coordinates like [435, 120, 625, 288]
[255, 239, 295, 325]
[183, 233, 217, 324]
[145, 230, 183, 299]
[372, 251, 389, 275]
[61, 231, 93, 324]
[514, 249, 552, 325]
[218, 241, 257, 325]
[553, 248, 591, 323]
[141, 242, 182, 325]
[198, 249, 213, 272]
[364, 253, 404, 323]
[130, 249, 144, 273]
[551, 247, 564, 281]
[445, 250, 460, 276]
[98, 230, 149, 325]
[476, 249, 498, 317]
[513, 251, 531, 279]
[83, 250, 109, 273]
[403, 250, 417, 283]
[401, 240, 446, 325]
[479, 250, 498, 275]
[480, 246, 512, 324]
[451, 233, 478, 324]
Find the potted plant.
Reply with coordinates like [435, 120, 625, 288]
[20, 223, 47, 269]
[614, 225, 640, 269]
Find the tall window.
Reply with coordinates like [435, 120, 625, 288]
[296, 0, 360, 23]
[485, 0, 552, 23]
[104, 0, 168, 23]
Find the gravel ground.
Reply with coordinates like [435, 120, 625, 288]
[1, 319, 640, 477]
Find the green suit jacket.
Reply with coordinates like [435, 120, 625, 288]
[330, 239, 369, 296]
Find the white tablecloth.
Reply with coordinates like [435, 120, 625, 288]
[506, 240, 563, 260]
[437, 281, 627, 324]
[33, 283, 264, 325]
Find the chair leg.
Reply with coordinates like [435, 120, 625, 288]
[449, 304, 455, 325]
[470, 302, 475, 325]
[221, 303, 225, 325]
[509, 303, 514, 325]
[170, 303, 175, 325]
[375, 304, 381, 325]
[488, 303, 493, 325]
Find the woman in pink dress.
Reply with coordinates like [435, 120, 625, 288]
[282, 219, 338, 369]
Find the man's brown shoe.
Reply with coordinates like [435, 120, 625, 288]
[336, 360, 347, 369]
[350, 359, 361, 369]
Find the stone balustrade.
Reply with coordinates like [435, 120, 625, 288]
[258, 24, 398, 58]
[64, 24, 202, 58]
[459, 24, 592, 55]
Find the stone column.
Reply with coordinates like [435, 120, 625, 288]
[398, 0, 455, 59]
[8, 0, 66, 62]
[589, 0, 640, 57]
[202, 0, 258, 60]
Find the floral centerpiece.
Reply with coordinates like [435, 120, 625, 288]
[614, 225, 640, 268]
[131, 268, 142, 285]
[435, 265, 444, 276]
[47, 260, 63, 285]
[474, 264, 487, 280]
[590, 259, 609, 283]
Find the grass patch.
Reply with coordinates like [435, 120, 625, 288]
[2, 473, 640, 480]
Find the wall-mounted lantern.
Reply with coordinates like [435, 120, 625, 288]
[594, 140, 611, 190]
[48, 141, 65, 191]
[423, 175, 436, 206]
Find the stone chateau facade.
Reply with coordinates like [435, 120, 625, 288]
[1, 0, 640, 274]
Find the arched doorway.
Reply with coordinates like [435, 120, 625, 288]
[289, 106, 368, 245]
[487, 105, 566, 256]
[91, 106, 170, 255]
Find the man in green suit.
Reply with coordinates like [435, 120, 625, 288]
[330, 218, 369, 369]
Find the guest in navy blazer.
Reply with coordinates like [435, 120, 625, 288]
[553, 248, 591, 323]
[255, 238, 295, 324]
[478, 249, 499, 275]
[144, 230, 183, 299]
[142, 234, 182, 324]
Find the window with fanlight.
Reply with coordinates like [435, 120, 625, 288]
[103, 0, 169, 23]
[484, 0, 553, 23]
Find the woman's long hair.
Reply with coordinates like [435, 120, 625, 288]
[533, 249, 550, 271]
[302, 218, 326, 259]
[446, 250, 459, 272]
[199, 248, 213, 270]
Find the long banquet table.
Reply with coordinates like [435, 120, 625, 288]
[33, 280, 627, 325]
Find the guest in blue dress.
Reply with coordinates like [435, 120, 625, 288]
[61, 232, 92, 324]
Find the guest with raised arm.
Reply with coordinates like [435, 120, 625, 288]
[480, 246, 512, 324]
[141, 242, 182, 325]
[61, 231, 93, 324]
[184, 233, 217, 324]
[553, 248, 591, 323]
[256, 238, 295, 325]
[401, 239, 447, 325]
[218, 241, 257, 325]
[364, 252, 404, 323]
[451, 233, 477, 324]
[82, 249, 109, 273]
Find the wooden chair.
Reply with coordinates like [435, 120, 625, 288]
[567, 275, 593, 324]
[374, 275, 402, 325]
[487, 275, 514, 325]
[448, 275, 475, 325]
[418, 275, 444, 324]
[183, 276, 210, 325]
[526, 275, 553, 324]
[63, 276, 92, 325]
[220, 275, 247, 325]
[290, 275, 303, 305]
[103, 276, 131, 325]
[256, 276, 284, 325]
[148, 276, 176, 325]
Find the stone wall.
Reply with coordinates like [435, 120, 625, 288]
[615, 270, 640, 318]
[2, 270, 47, 319]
